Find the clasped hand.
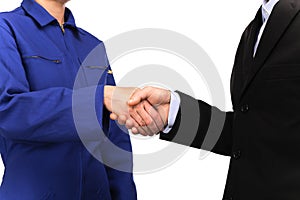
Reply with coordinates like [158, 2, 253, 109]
[104, 86, 171, 136]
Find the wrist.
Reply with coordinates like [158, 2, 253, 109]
[104, 86, 115, 111]
[167, 90, 171, 103]
[164, 103, 170, 127]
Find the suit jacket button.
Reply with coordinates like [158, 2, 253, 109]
[240, 104, 249, 113]
[233, 150, 241, 159]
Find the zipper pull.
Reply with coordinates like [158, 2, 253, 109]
[60, 24, 65, 34]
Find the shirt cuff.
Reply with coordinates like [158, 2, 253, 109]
[162, 91, 181, 133]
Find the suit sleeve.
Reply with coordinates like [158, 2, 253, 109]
[160, 91, 233, 156]
[0, 24, 106, 143]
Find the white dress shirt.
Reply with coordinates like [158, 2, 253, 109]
[164, 0, 279, 133]
[254, 0, 279, 56]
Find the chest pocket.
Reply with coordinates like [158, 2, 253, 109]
[73, 65, 109, 90]
[22, 54, 70, 90]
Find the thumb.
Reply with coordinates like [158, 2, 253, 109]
[128, 87, 151, 106]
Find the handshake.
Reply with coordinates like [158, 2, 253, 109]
[103, 86, 171, 136]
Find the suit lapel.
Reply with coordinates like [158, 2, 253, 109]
[231, 9, 262, 104]
[239, 0, 300, 102]
[242, 9, 263, 83]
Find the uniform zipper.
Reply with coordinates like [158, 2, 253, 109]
[25, 55, 62, 64]
[60, 24, 65, 34]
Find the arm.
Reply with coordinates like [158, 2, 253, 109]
[127, 87, 233, 156]
[106, 87, 165, 136]
[101, 65, 137, 199]
[0, 24, 107, 143]
[160, 91, 233, 156]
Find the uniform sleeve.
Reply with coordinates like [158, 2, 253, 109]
[160, 91, 233, 156]
[0, 25, 106, 143]
[102, 121, 137, 200]
[99, 59, 137, 199]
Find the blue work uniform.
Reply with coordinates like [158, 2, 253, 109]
[0, 0, 137, 199]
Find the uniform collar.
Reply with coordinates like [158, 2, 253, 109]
[21, 0, 77, 28]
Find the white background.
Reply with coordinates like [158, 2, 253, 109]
[0, 0, 261, 199]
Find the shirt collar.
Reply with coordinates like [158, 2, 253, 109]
[261, 0, 280, 22]
[64, 8, 76, 28]
[21, 0, 77, 28]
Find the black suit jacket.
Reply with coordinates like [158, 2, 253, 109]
[161, 0, 300, 199]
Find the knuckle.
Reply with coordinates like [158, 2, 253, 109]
[149, 118, 154, 124]
[137, 103, 143, 109]
[118, 119, 125, 124]
[145, 118, 152, 125]
[125, 125, 131, 129]
[128, 106, 134, 113]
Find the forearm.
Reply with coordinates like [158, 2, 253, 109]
[0, 85, 107, 143]
[0, 27, 109, 143]
[160, 91, 233, 156]
[103, 85, 115, 112]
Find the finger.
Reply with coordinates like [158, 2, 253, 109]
[136, 101, 159, 135]
[117, 115, 127, 125]
[137, 126, 151, 136]
[130, 118, 149, 136]
[130, 125, 148, 136]
[129, 105, 146, 126]
[143, 102, 165, 132]
[110, 113, 118, 120]
[131, 127, 139, 134]
[125, 119, 134, 129]
[125, 117, 139, 130]
[128, 86, 152, 106]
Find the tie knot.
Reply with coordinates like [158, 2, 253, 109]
[262, 7, 270, 23]
[261, 0, 279, 23]
[262, 11, 267, 22]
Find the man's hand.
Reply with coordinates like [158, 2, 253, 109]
[127, 86, 171, 135]
[105, 86, 171, 136]
[104, 86, 139, 125]
[104, 86, 161, 136]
